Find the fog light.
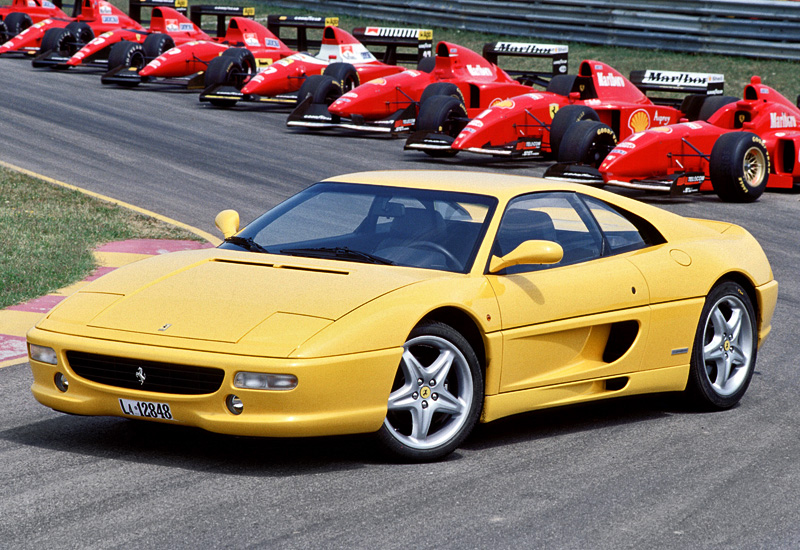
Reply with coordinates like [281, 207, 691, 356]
[234, 372, 298, 391]
[29, 344, 57, 365]
[54, 373, 69, 392]
[226, 394, 243, 415]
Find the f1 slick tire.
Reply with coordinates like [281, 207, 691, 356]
[557, 120, 617, 167]
[323, 62, 359, 94]
[416, 56, 435, 73]
[204, 48, 256, 107]
[107, 41, 146, 73]
[698, 95, 738, 122]
[376, 321, 483, 462]
[296, 74, 342, 106]
[415, 95, 468, 157]
[685, 281, 757, 410]
[419, 82, 463, 107]
[548, 105, 600, 158]
[39, 27, 75, 56]
[65, 21, 93, 46]
[3, 12, 33, 38]
[709, 132, 769, 202]
[0, 20, 7, 44]
[142, 33, 175, 59]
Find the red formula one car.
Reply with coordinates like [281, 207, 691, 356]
[286, 40, 568, 134]
[0, 0, 68, 43]
[406, 61, 724, 158]
[0, 0, 142, 57]
[199, 26, 432, 108]
[101, 13, 326, 89]
[59, 4, 209, 69]
[35, 2, 207, 69]
[555, 76, 800, 202]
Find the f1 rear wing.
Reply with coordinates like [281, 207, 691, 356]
[189, 5, 255, 38]
[352, 27, 433, 66]
[482, 42, 569, 88]
[267, 14, 338, 53]
[129, 0, 188, 24]
[630, 70, 725, 95]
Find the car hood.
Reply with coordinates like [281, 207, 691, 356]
[42, 248, 439, 352]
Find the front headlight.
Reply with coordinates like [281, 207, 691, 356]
[28, 344, 57, 365]
[234, 372, 298, 391]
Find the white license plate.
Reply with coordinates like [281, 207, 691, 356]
[119, 398, 175, 421]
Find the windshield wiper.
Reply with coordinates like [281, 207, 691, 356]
[224, 236, 270, 254]
[279, 246, 394, 265]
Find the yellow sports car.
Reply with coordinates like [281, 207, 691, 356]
[27, 171, 778, 461]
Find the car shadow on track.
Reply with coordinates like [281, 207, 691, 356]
[1, 390, 720, 471]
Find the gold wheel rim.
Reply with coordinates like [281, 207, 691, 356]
[742, 146, 766, 187]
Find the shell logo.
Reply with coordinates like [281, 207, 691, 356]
[489, 98, 515, 109]
[628, 109, 651, 133]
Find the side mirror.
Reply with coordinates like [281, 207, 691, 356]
[215, 209, 240, 239]
[489, 240, 564, 273]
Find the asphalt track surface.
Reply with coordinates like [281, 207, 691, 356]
[2, 57, 800, 549]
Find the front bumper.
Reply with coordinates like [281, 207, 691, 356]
[27, 327, 402, 438]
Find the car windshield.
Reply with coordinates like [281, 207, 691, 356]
[220, 182, 498, 273]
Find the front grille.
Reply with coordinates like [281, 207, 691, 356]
[66, 351, 225, 395]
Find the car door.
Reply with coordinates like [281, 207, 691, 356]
[486, 191, 654, 393]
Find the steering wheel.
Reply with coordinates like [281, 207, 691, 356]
[409, 241, 464, 271]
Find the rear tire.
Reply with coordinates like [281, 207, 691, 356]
[698, 95, 738, 122]
[323, 62, 359, 94]
[709, 132, 769, 202]
[142, 33, 175, 59]
[375, 321, 483, 462]
[416, 95, 468, 157]
[3, 12, 33, 38]
[419, 82, 463, 106]
[64, 21, 93, 47]
[416, 56, 435, 73]
[548, 104, 599, 158]
[685, 281, 757, 410]
[557, 120, 617, 166]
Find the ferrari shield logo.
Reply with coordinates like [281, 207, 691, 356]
[549, 103, 559, 120]
[739, 113, 746, 124]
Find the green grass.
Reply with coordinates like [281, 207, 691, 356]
[0, 168, 203, 309]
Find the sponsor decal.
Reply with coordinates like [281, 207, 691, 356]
[597, 72, 624, 87]
[682, 122, 703, 130]
[616, 142, 636, 149]
[493, 42, 568, 55]
[770, 112, 796, 129]
[342, 92, 358, 99]
[149, 60, 161, 68]
[549, 103, 559, 119]
[265, 38, 280, 49]
[165, 19, 179, 32]
[585, 99, 602, 105]
[609, 149, 626, 155]
[361, 51, 371, 59]
[101, 15, 119, 24]
[43, 0, 55, 6]
[368, 78, 387, 86]
[166, 47, 182, 55]
[179, 23, 193, 32]
[243, 32, 259, 47]
[653, 110, 671, 125]
[405, 70, 421, 77]
[461, 127, 476, 133]
[364, 27, 431, 39]
[628, 109, 650, 133]
[489, 98, 515, 109]
[761, 87, 769, 94]
[651, 126, 672, 134]
[450, 47, 458, 54]
[99, 5, 112, 14]
[524, 93, 543, 100]
[641, 70, 720, 87]
[467, 119, 484, 128]
[687, 175, 705, 183]
[467, 64, 492, 77]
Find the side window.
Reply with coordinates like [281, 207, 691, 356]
[492, 192, 603, 274]
[581, 195, 664, 254]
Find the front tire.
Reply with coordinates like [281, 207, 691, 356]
[295, 74, 342, 106]
[376, 321, 483, 462]
[415, 95, 468, 157]
[3, 12, 33, 38]
[107, 41, 146, 71]
[142, 33, 175, 60]
[686, 281, 758, 409]
[323, 62, 359, 94]
[557, 120, 617, 166]
[709, 132, 769, 202]
[548, 104, 600, 158]
[203, 48, 256, 107]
